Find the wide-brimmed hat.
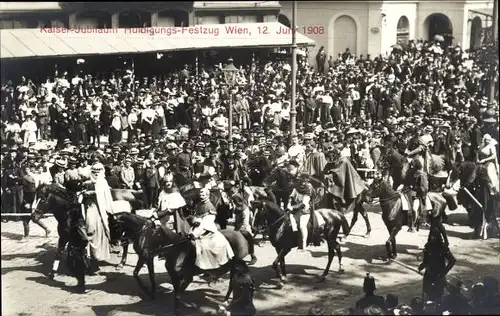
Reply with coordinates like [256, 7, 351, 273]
[446, 275, 464, 290]
[55, 159, 68, 168]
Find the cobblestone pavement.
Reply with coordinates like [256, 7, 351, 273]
[2, 205, 499, 316]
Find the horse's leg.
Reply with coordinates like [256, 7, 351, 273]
[318, 225, 341, 282]
[49, 236, 67, 280]
[279, 248, 291, 279]
[272, 248, 286, 287]
[349, 208, 359, 231]
[390, 226, 402, 259]
[358, 204, 372, 235]
[224, 267, 235, 302]
[146, 257, 156, 300]
[117, 240, 129, 269]
[132, 256, 149, 298]
[335, 241, 344, 273]
[385, 226, 394, 259]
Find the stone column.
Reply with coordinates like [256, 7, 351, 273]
[151, 12, 159, 27]
[68, 13, 77, 29]
[112, 13, 119, 28]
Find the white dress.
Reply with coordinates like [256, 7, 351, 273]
[479, 143, 500, 194]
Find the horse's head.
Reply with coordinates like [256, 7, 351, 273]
[107, 212, 126, 246]
[365, 174, 386, 199]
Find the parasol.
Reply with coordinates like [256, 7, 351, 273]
[433, 34, 445, 42]
[391, 44, 403, 50]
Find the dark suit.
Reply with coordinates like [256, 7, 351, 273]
[143, 166, 159, 208]
[176, 152, 192, 179]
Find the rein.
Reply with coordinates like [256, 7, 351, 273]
[367, 187, 411, 205]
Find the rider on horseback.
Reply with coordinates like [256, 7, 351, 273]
[405, 159, 431, 232]
[286, 160, 313, 251]
[187, 188, 234, 270]
[406, 125, 434, 174]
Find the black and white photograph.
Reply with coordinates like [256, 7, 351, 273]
[1, 1, 499, 315]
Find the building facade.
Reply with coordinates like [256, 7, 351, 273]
[0, 1, 494, 65]
[278, 0, 494, 63]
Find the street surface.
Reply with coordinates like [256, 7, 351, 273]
[2, 204, 499, 316]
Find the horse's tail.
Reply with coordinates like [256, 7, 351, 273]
[339, 212, 350, 237]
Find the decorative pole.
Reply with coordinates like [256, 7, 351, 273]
[489, 0, 498, 103]
[289, 0, 298, 140]
[222, 58, 238, 151]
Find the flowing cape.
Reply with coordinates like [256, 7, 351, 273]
[326, 158, 367, 203]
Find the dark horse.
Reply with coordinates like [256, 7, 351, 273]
[365, 177, 455, 259]
[454, 161, 500, 239]
[378, 147, 446, 190]
[251, 199, 350, 285]
[33, 182, 131, 278]
[108, 212, 254, 313]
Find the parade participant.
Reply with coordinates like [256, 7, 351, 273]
[354, 273, 386, 311]
[440, 275, 471, 315]
[82, 162, 113, 265]
[407, 125, 434, 174]
[20, 163, 51, 238]
[409, 158, 433, 232]
[264, 157, 294, 209]
[65, 181, 89, 294]
[187, 188, 234, 270]
[302, 138, 327, 178]
[152, 173, 186, 234]
[418, 229, 456, 303]
[231, 193, 257, 265]
[219, 259, 256, 316]
[1, 154, 23, 220]
[286, 166, 313, 251]
[477, 134, 499, 195]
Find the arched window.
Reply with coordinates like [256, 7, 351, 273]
[396, 16, 410, 44]
[278, 14, 291, 28]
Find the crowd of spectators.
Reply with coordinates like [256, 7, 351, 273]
[306, 273, 500, 315]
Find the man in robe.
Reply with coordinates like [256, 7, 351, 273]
[186, 188, 234, 271]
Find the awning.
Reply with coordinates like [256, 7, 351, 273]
[0, 22, 315, 60]
[193, 1, 281, 10]
[0, 2, 63, 13]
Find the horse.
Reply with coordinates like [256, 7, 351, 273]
[33, 182, 133, 277]
[108, 212, 254, 313]
[251, 199, 350, 285]
[378, 148, 446, 190]
[455, 161, 500, 239]
[365, 177, 455, 259]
